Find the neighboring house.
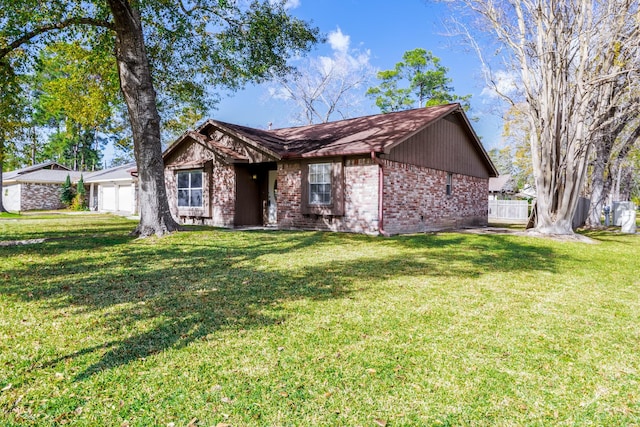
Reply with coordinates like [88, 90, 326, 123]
[488, 174, 530, 222]
[2, 161, 83, 211]
[515, 184, 536, 200]
[163, 103, 498, 235]
[85, 162, 138, 215]
[488, 174, 516, 200]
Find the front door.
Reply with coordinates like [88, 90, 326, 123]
[234, 166, 261, 226]
[234, 163, 277, 227]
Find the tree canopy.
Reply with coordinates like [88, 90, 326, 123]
[366, 48, 470, 113]
[0, 60, 28, 212]
[0, 0, 319, 235]
[458, 0, 640, 234]
[30, 40, 121, 170]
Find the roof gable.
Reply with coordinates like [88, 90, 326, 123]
[3, 161, 71, 181]
[4, 169, 85, 184]
[84, 162, 137, 183]
[164, 104, 497, 177]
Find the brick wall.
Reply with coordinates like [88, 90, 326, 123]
[165, 138, 236, 227]
[276, 157, 380, 234]
[209, 164, 235, 226]
[382, 159, 488, 234]
[165, 148, 488, 234]
[20, 183, 67, 210]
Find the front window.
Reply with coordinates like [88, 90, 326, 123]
[446, 172, 453, 196]
[308, 163, 332, 205]
[177, 170, 203, 207]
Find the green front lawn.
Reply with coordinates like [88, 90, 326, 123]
[1, 215, 639, 426]
[0, 212, 21, 218]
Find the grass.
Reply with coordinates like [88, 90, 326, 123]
[0, 212, 21, 218]
[1, 214, 639, 426]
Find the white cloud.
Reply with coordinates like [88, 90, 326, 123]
[481, 69, 518, 99]
[328, 27, 350, 54]
[268, 86, 292, 100]
[284, 0, 300, 9]
[269, 0, 300, 10]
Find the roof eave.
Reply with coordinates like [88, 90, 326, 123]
[281, 147, 385, 160]
[455, 109, 500, 178]
[202, 120, 283, 161]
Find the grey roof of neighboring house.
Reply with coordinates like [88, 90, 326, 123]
[3, 161, 138, 185]
[3, 169, 85, 185]
[2, 161, 71, 181]
[84, 162, 137, 183]
[488, 174, 515, 193]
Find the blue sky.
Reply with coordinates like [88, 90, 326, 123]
[210, 0, 507, 150]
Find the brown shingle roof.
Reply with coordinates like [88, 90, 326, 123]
[164, 103, 497, 177]
[205, 103, 460, 158]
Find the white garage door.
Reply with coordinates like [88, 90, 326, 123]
[118, 185, 132, 213]
[102, 186, 116, 211]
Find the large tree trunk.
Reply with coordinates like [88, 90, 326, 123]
[586, 134, 613, 228]
[587, 161, 607, 228]
[462, 0, 639, 235]
[0, 141, 6, 213]
[107, 0, 179, 237]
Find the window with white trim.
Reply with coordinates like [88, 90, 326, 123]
[308, 163, 332, 205]
[177, 170, 203, 207]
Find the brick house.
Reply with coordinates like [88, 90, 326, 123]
[2, 161, 84, 211]
[163, 103, 498, 235]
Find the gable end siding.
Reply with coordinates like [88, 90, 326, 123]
[385, 114, 490, 178]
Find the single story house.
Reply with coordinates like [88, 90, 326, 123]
[85, 162, 138, 215]
[163, 103, 498, 235]
[2, 161, 84, 211]
[488, 174, 516, 200]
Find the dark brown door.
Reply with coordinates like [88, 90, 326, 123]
[234, 166, 262, 226]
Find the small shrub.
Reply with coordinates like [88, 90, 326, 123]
[70, 193, 87, 210]
[71, 174, 88, 211]
[59, 174, 75, 207]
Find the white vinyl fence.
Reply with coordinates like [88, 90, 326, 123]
[488, 200, 531, 222]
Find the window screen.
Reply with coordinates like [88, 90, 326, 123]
[308, 163, 332, 205]
[177, 170, 203, 207]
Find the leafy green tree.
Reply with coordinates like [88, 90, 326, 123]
[367, 48, 471, 113]
[1, 0, 319, 236]
[59, 174, 74, 207]
[31, 41, 120, 170]
[488, 146, 514, 174]
[501, 104, 534, 190]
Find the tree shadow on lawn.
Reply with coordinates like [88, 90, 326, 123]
[0, 215, 138, 242]
[0, 229, 558, 382]
[579, 229, 639, 245]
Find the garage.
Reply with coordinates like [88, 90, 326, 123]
[86, 163, 138, 215]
